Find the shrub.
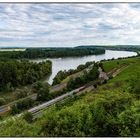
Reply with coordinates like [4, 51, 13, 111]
[23, 111, 33, 123]
[32, 81, 43, 92]
[0, 98, 6, 106]
[11, 98, 34, 115]
[15, 89, 28, 99]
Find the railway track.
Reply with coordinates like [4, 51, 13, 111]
[17, 85, 90, 117]
[0, 64, 94, 115]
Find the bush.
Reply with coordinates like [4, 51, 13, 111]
[23, 111, 33, 123]
[40, 92, 134, 137]
[129, 74, 140, 98]
[11, 98, 34, 115]
[32, 81, 43, 92]
[118, 101, 140, 137]
[15, 89, 28, 99]
[0, 98, 6, 106]
[103, 79, 107, 84]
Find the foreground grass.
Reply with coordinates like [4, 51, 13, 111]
[0, 56, 140, 137]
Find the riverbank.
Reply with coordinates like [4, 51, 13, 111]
[33, 50, 137, 84]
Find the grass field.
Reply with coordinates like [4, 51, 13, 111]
[61, 70, 84, 83]
[0, 48, 26, 52]
[103, 57, 140, 72]
[0, 56, 139, 136]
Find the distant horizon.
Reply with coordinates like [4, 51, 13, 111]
[1, 44, 140, 49]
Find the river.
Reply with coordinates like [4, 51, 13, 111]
[31, 50, 137, 84]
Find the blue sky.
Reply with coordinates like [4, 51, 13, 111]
[0, 3, 140, 47]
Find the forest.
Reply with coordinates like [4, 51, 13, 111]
[76, 45, 140, 52]
[0, 47, 105, 59]
[0, 59, 52, 92]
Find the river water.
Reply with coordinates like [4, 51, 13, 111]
[31, 50, 137, 84]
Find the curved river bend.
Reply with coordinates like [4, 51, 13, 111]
[31, 50, 137, 84]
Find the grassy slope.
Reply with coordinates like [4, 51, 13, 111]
[103, 57, 140, 72]
[0, 56, 140, 137]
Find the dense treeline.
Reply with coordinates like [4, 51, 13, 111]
[52, 61, 94, 85]
[67, 63, 99, 90]
[0, 59, 52, 91]
[0, 48, 105, 59]
[76, 45, 140, 52]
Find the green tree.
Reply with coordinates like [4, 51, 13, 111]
[32, 81, 43, 92]
[0, 59, 52, 92]
[37, 83, 50, 101]
[88, 65, 99, 81]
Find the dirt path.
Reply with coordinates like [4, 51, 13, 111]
[107, 64, 129, 78]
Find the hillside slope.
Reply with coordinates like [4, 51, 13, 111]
[0, 56, 140, 137]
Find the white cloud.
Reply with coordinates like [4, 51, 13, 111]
[0, 3, 140, 47]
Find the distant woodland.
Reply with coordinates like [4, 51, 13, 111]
[0, 47, 105, 59]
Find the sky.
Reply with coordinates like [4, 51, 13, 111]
[0, 3, 140, 47]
